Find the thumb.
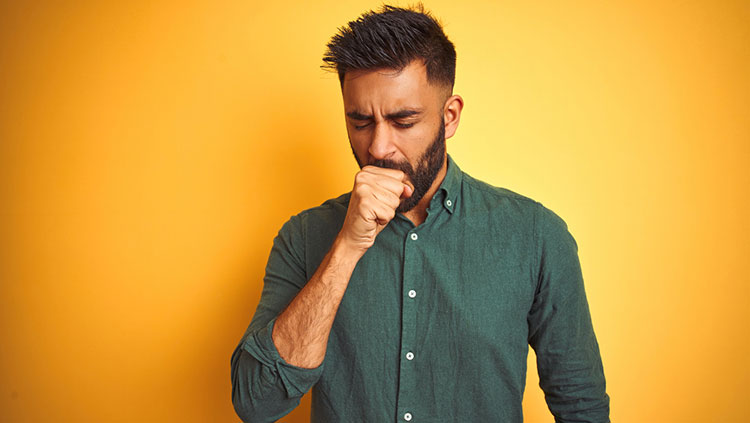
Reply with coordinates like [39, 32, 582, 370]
[402, 181, 414, 198]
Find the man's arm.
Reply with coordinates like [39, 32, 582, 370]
[273, 166, 412, 368]
[231, 166, 412, 422]
[527, 204, 610, 423]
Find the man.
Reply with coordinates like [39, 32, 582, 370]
[231, 4, 610, 423]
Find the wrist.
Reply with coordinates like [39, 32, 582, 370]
[330, 233, 367, 268]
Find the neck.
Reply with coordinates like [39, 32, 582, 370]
[402, 158, 448, 227]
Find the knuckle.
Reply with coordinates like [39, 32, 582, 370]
[352, 183, 370, 196]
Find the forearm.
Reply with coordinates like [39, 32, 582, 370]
[272, 235, 363, 368]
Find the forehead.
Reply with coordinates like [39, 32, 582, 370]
[341, 60, 442, 113]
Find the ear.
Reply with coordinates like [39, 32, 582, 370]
[443, 94, 464, 139]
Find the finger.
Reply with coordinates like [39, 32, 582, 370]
[402, 181, 413, 198]
[370, 174, 410, 199]
[370, 186, 402, 210]
[370, 201, 396, 226]
[360, 198, 393, 224]
[372, 168, 413, 198]
[360, 167, 413, 197]
[361, 165, 407, 180]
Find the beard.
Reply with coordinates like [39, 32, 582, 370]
[352, 117, 446, 213]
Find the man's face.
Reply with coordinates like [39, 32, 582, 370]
[342, 60, 449, 213]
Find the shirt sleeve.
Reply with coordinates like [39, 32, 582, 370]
[230, 214, 324, 423]
[527, 204, 611, 423]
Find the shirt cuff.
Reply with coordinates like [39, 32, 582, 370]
[242, 318, 324, 398]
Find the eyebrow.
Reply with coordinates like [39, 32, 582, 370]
[346, 109, 423, 121]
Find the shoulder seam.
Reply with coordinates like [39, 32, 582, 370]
[293, 192, 351, 220]
[461, 172, 542, 206]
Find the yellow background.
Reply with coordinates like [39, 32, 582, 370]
[1, 1, 748, 422]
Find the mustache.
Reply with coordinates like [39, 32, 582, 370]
[370, 159, 413, 174]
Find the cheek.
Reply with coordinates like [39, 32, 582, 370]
[400, 128, 431, 153]
[347, 133, 370, 162]
[348, 133, 368, 153]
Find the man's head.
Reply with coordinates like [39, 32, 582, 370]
[322, 4, 456, 93]
[322, 4, 463, 213]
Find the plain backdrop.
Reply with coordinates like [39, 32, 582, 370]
[1, 1, 748, 422]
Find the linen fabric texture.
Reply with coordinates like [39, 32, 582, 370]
[231, 155, 610, 423]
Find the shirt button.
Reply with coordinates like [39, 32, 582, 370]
[408, 290, 416, 298]
[404, 412, 413, 421]
[446, 199, 453, 207]
[406, 351, 414, 360]
[410, 233, 418, 241]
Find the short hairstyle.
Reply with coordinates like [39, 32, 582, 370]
[322, 3, 456, 91]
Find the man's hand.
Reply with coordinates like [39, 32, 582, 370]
[338, 166, 414, 253]
[271, 166, 413, 369]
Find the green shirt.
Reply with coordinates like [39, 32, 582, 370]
[231, 155, 610, 423]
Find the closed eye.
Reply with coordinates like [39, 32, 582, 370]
[351, 121, 416, 130]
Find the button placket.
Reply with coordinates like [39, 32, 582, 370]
[397, 229, 420, 423]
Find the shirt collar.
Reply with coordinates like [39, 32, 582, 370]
[431, 154, 462, 214]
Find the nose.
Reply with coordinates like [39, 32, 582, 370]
[368, 121, 397, 161]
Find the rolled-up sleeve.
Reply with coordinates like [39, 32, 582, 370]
[230, 214, 324, 423]
[527, 204, 610, 423]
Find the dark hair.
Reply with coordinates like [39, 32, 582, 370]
[322, 3, 456, 91]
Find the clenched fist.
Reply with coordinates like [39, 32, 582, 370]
[337, 166, 414, 253]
